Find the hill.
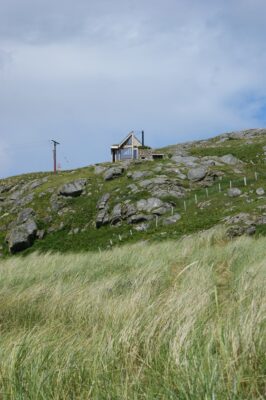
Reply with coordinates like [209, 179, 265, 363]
[0, 227, 265, 399]
[0, 128, 266, 256]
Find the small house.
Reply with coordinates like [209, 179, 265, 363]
[111, 131, 164, 162]
[110, 131, 144, 162]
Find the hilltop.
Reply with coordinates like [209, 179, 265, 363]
[0, 128, 266, 256]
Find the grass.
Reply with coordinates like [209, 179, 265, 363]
[0, 227, 265, 399]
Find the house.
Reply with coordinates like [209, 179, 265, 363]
[110, 131, 164, 162]
[110, 131, 144, 162]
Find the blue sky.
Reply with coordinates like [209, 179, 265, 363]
[1, 0, 266, 178]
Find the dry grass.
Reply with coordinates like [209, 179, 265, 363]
[0, 227, 265, 399]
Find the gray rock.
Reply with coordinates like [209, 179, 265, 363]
[94, 165, 106, 174]
[59, 178, 87, 197]
[110, 204, 122, 225]
[136, 198, 164, 212]
[96, 207, 109, 228]
[256, 187, 265, 196]
[124, 203, 137, 218]
[228, 188, 242, 197]
[134, 223, 150, 232]
[17, 193, 34, 207]
[188, 167, 207, 182]
[152, 206, 171, 215]
[131, 171, 152, 181]
[172, 155, 199, 166]
[256, 216, 266, 225]
[127, 184, 139, 194]
[220, 154, 239, 165]
[163, 213, 181, 225]
[104, 167, 124, 181]
[97, 193, 110, 209]
[6, 219, 37, 254]
[36, 229, 45, 240]
[128, 214, 154, 224]
[17, 208, 35, 225]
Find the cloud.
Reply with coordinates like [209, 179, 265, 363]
[0, 0, 266, 177]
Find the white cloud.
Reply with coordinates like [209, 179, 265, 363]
[0, 0, 266, 177]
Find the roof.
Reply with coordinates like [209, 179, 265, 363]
[111, 131, 142, 149]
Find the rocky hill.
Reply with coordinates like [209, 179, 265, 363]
[0, 128, 266, 257]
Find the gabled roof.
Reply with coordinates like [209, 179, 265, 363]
[118, 131, 142, 148]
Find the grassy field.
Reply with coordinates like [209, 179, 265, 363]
[0, 228, 265, 399]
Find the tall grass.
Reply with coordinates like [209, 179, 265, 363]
[0, 228, 265, 399]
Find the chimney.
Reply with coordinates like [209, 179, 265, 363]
[141, 130, 145, 146]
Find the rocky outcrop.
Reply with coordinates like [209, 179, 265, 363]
[104, 167, 124, 181]
[6, 208, 38, 253]
[220, 154, 240, 165]
[187, 167, 207, 182]
[59, 179, 87, 197]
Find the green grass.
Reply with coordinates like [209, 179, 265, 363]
[0, 227, 265, 399]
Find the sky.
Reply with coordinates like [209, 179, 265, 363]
[1, 0, 266, 178]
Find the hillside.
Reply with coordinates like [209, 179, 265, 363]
[0, 128, 266, 256]
[0, 228, 265, 399]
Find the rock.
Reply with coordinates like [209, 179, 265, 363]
[50, 194, 65, 212]
[227, 225, 255, 238]
[110, 204, 123, 225]
[96, 207, 109, 228]
[94, 165, 106, 174]
[163, 213, 181, 225]
[59, 179, 87, 197]
[172, 155, 199, 167]
[134, 223, 150, 232]
[256, 187, 265, 196]
[131, 171, 152, 181]
[187, 167, 207, 182]
[136, 198, 164, 212]
[17, 193, 34, 207]
[220, 154, 239, 165]
[256, 216, 266, 225]
[97, 193, 110, 209]
[124, 203, 137, 218]
[127, 184, 139, 194]
[6, 219, 37, 254]
[152, 206, 171, 215]
[223, 213, 254, 225]
[227, 188, 242, 197]
[104, 167, 124, 181]
[36, 229, 45, 240]
[17, 208, 35, 224]
[128, 214, 154, 224]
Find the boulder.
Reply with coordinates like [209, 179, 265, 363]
[110, 204, 123, 225]
[17, 208, 35, 224]
[6, 219, 37, 254]
[131, 171, 152, 181]
[59, 179, 87, 197]
[256, 187, 265, 196]
[104, 167, 124, 181]
[188, 167, 207, 182]
[172, 155, 199, 167]
[96, 207, 109, 228]
[163, 214, 181, 225]
[136, 198, 164, 213]
[220, 154, 239, 165]
[227, 188, 242, 197]
[97, 193, 110, 209]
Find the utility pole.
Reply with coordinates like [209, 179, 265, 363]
[51, 140, 60, 174]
